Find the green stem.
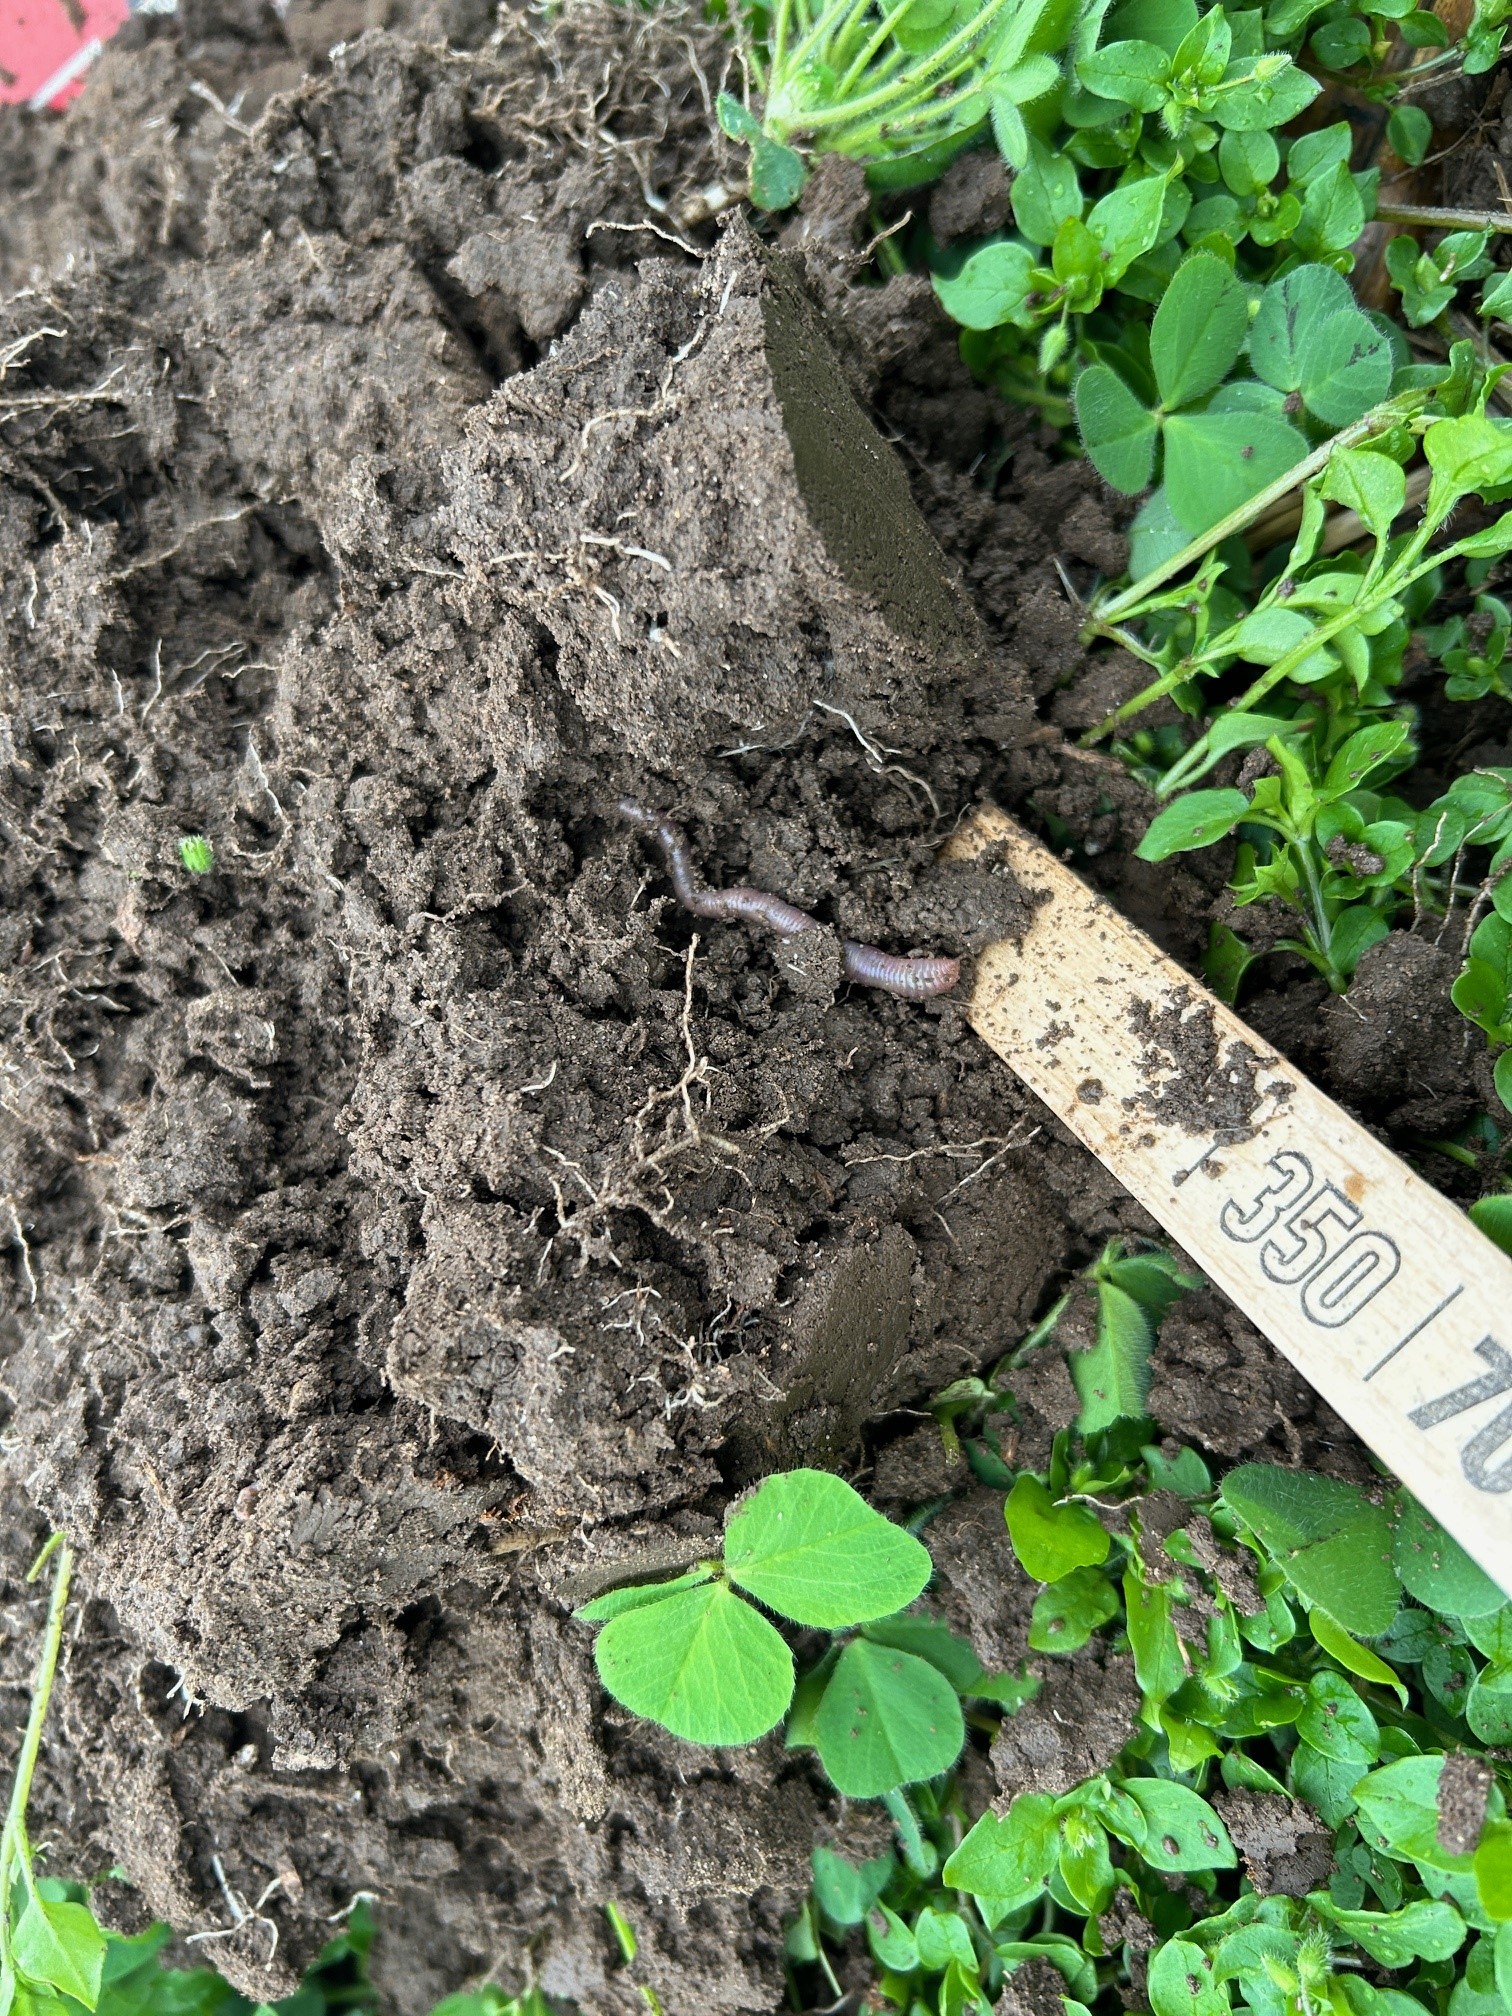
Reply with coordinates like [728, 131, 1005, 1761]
[1085, 393, 1426, 644]
[0, 1538, 72, 1986]
[832, 0, 920, 95]
[1374, 201, 1512, 234]
[884, 1788, 934, 1877]
[773, 0, 1010, 132]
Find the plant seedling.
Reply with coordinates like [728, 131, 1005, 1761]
[1076, 257, 1392, 544]
[575, 1468, 1024, 1798]
[178, 834, 214, 875]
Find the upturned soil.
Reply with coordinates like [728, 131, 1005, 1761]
[0, 5, 1501, 2010]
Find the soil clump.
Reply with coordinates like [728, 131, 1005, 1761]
[0, 3, 1421, 2008]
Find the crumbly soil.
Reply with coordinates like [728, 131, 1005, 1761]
[0, 5, 1485, 2012]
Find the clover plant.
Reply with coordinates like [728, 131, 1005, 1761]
[1075, 258, 1393, 550]
[574, 1467, 1036, 1798]
[782, 1297, 1512, 2016]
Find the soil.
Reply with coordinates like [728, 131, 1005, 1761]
[0, 3, 1495, 2011]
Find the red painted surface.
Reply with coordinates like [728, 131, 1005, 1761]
[0, 0, 130, 109]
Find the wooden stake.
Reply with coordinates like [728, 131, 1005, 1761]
[946, 804, 1512, 1598]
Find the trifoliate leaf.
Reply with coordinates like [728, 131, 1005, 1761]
[813, 1639, 965, 1797]
[593, 1581, 794, 1745]
[725, 1469, 931, 1627]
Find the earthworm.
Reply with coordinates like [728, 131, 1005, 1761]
[618, 800, 960, 1000]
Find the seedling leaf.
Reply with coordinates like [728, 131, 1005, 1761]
[1137, 789, 1252, 861]
[1005, 1475, 1110, 1581]
[1467, 1665, 1512, 1745]
[1389, 1493, 1507, 1617]
[592, 1580, 794, 1745]
[942, 1793, 1060, 1904]
[1069, 1280, 1156, 1432]
[12, 1896, 106, 2008]
[1149, 1938, 1228, 2016]
[725, 1469, 932, 1627]
[813, 1639, 965, 1796]
[1355, 1755, 1467, 1869]
[1220, 1463, 1398, 1635]
[1162, 409, 1308, 535]
[1029, 1566, 1119, 1653]
[1125, 1779, 1236, 1871]
[1151, 254, 1248, 409]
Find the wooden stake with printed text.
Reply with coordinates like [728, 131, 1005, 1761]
[945, 803, 1512, 1598]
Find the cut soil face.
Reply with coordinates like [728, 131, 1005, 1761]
[0, 6, 1448, 2012]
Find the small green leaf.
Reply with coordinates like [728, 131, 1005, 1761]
[933, 241, 1038, 331]
[1220, 1464, 1398, 1635]
[1308, 1612, 1408, 1705]
[593, 1581, 794, 1745]
[866, 1902, 919, 1972]
[1466, 1603, 1512, 1662]
[1005, 1475, 1110, 1581]
[1125, 1569, 1188, 1709]
[810, 1846, 892, 1927]
[725, 1469, 931, 1627]
[574, 1566, 715, 1622]
[1476, 1822, 1512, 1921]
[1314, 1900, 1466, 1967]
[1251, 264, 1353, 393]
[1320, 449, 1407, 540]
[1077, 37, 1171, 108]
[12, 1897, 107, 2009]
[943, 1793, 1060, 1904]
[716, 91, 761, 141]
[1087, 175, 1170, 281]
[1029, 1567, 1120, 1653]
[814, 1639, 965, 1796]
[1470, 1196, 1512, 1259]
[1296, 1666, 1380, 1761]
[1075, 365, 1159, 494]
[1149, 1939, 1229, 2016]
[177, 835, 214, 876]
[1390, 1492, 1508, 1617]
[1468, 1664, 1512, 1745]
[1127, 1779, 1236, 1871]
[1013, 138, 1085, 247]
[1387, 104, 1432, 165]
[1136, 789, 1252, 861]
[1426, 413, 1512, 500]
[1070, 1281, 1156, 1432]
[1151, 254, 1249, 408]
[914, 1906, 977, 1973]
[749, 137, 808, 212]
[1355, 1755, 1466, 1869]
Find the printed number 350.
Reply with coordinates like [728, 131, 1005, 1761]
[1219, 1151, 1400, 1328]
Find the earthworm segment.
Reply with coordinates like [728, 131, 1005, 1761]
[618, 800, 960, 1000]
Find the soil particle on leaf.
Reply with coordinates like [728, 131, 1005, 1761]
[1436, 1752, 1494, 1855]
[999, 1956, 1078, 2016]
[1214, 1790, 1334, 1897]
